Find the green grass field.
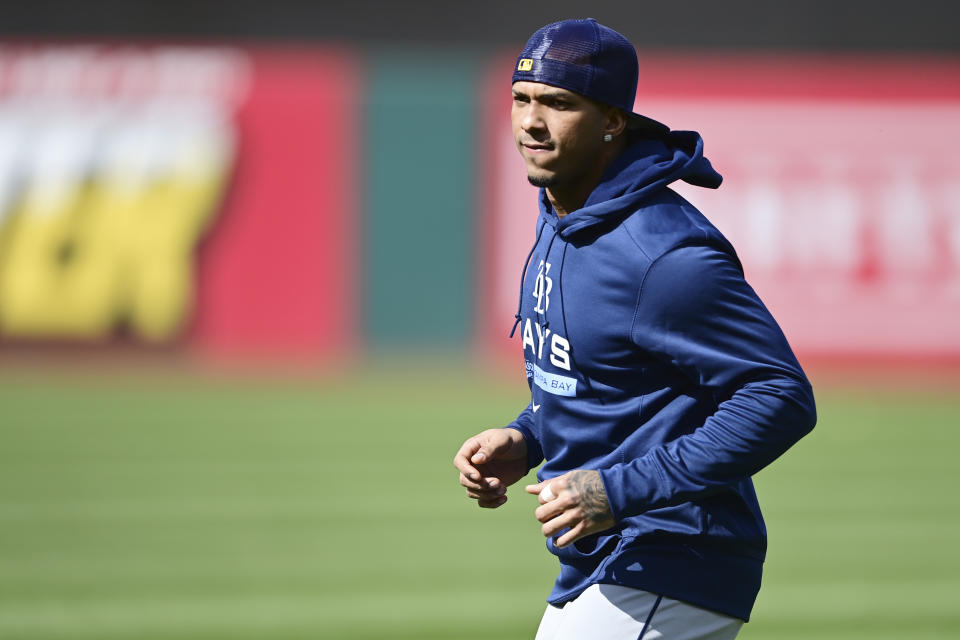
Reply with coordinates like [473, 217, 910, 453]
[1, 361, 958, 639]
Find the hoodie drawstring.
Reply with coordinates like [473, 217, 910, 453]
[509, 221, 546, 338]
[537, 229, 559, 332]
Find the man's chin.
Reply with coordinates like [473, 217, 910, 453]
[527, 173, 557, 188]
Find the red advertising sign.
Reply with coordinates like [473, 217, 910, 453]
[0, 46, 358, 358]
[479, 55, 960, 362]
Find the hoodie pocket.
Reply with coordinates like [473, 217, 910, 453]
[548, 531, 622, 569]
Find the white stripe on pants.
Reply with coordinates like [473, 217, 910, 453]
[534, 584, 743, 640]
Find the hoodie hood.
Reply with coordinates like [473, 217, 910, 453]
[540, 130, 722, 239]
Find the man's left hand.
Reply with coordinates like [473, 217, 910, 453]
[525, 470, 615, 548]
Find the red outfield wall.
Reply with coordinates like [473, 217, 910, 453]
[479, 55, 960, 364]
[3, 48, 957, 363]
[191, 49, 359, 358]
[0, 46, 358, 358]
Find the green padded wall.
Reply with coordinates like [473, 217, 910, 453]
[363, 54, 477, 348]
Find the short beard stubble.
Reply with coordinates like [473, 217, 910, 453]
[527, 174, 557, 188]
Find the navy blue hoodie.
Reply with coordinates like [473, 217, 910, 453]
[506, 131, 816, 621]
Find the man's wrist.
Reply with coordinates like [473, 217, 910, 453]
[503, 425, 541, 470]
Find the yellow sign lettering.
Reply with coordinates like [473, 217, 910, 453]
[0, 117, 233, 343]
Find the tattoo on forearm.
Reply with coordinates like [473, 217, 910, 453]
[567, 470, 612, 521]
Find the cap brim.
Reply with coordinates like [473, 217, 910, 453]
[627, 112, 670, 136]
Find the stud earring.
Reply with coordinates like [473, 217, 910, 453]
[603, 134, 613, 142]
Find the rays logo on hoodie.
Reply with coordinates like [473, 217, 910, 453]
[532, 260, 552, 313]
[521, 260, 572, 378]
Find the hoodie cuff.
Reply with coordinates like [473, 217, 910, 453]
[599, 461, 661, 522]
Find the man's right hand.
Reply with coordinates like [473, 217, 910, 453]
[453, 428, 528, 508]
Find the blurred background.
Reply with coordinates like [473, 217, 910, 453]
[1, 1, 958, 638]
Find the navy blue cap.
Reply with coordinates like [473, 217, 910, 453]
[512, 18, 669, 135]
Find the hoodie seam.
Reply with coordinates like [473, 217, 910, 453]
[621, 223, 657, 352]
[629, 243, 696, 348]
[621, 221, 654, 263]
[629, 251, 666, 347]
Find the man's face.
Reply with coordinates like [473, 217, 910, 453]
[511, 81, 609, 189]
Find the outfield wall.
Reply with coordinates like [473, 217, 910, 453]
[0, 44, 957, 363]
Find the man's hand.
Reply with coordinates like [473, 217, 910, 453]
[525, 470, 615, 548]
[454, 428, 528, 508]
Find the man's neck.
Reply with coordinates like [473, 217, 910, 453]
[545, 183, 593, 219]
[546, 138, 626, 218]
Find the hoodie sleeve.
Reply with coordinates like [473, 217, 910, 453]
[505, 403, 544, 472]
[599, 244, 816, 521]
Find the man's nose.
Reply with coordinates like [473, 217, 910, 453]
[521, 105, 546, 133]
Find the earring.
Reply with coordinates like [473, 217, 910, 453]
[603, 134, 613, 142]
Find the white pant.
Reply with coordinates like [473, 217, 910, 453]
[534, 584, 743, 640]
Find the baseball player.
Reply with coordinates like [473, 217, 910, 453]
[453, 18, 817, 639]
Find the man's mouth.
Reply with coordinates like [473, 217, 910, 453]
[522, 141, 553, 152]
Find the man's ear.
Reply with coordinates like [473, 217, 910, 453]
[604, 107, 628, 139]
